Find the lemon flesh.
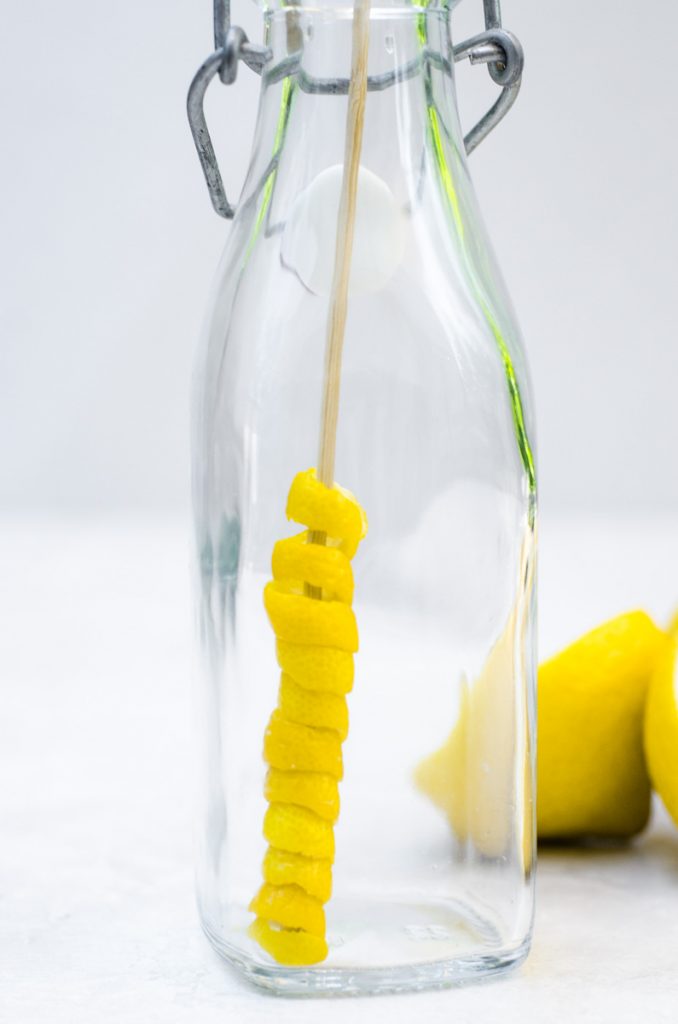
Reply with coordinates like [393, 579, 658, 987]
[538, 611, 668, 839]
[644, 632, 678, 827]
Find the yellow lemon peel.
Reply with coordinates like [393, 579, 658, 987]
[272, 532, 354, 604]
[262, 847, 333, 902]
[264, 581, 358, 652]
[251, 470, 367, 965]
[263, 710, 343, 778]
[264, 767, 340, 822]
[248, 918, 329, 966]
[278, 674, 348, 740]
[286, 468, 367, 559]
[276, 640, 354, 696]
[250, 882, 326, 937]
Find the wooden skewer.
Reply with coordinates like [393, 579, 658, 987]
[305, 0, 371, 581]
[316, 0, 371, 489]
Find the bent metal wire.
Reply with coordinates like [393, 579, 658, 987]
[187, 0, 524, 219]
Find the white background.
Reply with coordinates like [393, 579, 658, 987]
[2, 0, 677, 518]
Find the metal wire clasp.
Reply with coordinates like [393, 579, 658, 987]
[453, 0, 524, 154]
[187, 1, 272, 217]
[187, 0, 525, 218]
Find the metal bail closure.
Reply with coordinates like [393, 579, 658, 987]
[454, 24, 524, 155]
[187, 0, 525, 219]
[187, 23, 272, 218]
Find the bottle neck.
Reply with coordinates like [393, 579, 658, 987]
[218, 5, 537, 518]
[240, 7, 467, 219]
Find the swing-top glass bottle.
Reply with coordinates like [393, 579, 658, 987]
[190, 0, 537, 996]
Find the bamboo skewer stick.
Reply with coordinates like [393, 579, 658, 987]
[316, 0, 371, 489]
[306, 0, 371, 581]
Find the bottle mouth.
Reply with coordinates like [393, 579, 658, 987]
[259, 0, 460, 14]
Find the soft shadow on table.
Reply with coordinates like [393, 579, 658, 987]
[537, 820, 678, 872]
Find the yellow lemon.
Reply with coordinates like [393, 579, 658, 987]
[538, 611, 668, 839]
[644, 622, 678, 827]
[417, 608, 669, 848]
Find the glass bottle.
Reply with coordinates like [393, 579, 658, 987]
[191, 0, 537, 996]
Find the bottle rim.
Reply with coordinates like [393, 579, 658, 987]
[258, 0, 460, 14]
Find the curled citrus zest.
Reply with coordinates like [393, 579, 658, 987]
[248, 917, 329, 966]
[272, 532, 354, 604]
[278, 674, 349, 740]
[264, 581, 358, 651]
[262, 847, 333, 902]
[251, 470, 367, 965]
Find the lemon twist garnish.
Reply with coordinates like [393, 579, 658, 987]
[249, 469, 367, 965]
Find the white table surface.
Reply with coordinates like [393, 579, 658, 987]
[2, 516, 678, 1023]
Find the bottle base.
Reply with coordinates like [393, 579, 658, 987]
[201, 902, 531, 997]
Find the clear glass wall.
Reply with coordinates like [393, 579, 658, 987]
[192, 0, 536, 995]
